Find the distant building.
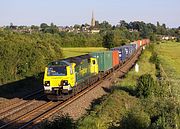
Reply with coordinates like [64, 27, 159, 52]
[55, 12, 100, 34]
[90, 11, 100, 33]
[161, 35, 176, 40]
[91, 29, 100, 34]
[91, 11, 95, 27]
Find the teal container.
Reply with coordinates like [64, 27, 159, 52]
[90, 51, 113, 72]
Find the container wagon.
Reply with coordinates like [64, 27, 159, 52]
[90, 51, 113, 72]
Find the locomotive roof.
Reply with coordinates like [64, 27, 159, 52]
[48, 54, 92, 66]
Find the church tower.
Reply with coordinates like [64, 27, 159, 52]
[91, 11, 95, 27]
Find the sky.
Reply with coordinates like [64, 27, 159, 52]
[0, 0, 179, 28]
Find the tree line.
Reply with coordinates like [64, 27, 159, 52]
[0, 20, 179, 84]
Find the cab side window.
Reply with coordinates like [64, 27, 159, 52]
[70, 65, 74, 75]
[92, 60, 96, 65]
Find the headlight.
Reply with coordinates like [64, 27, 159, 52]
[61, 80, 68, 86]
[45, 81, 50, 86]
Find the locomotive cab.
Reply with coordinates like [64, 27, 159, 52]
[43, 60, 76, 95]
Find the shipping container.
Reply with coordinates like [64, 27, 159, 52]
[122, 45, 135, 57]
[112, 46, 129, 62]
[136, 40, 142, 48]
[128, 44, 137, 54]
[141, 39, 146, 46]
[130, 42, 138, 50]
[145, 39, 150, 45]
[111, 47, 125, 62]
[90, 51, 113, 72]
[112, 50, 120, 67]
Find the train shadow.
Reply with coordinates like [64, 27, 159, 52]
[0, 73, 47, 101]
[0, 120, 6, 127]
[0, 119, 47, 129]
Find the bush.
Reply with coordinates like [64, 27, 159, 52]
[176, 37, 180, 42]
[119, 109, 151, 129]
[136, 74, 155, 98]
[149, 51, 161, 78]
[149, 52, 159, 65]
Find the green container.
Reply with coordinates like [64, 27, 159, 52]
[90, 51, 113, 72]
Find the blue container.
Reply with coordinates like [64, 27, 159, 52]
[122, 46, 131, 59]
[111, 47, 126, 62]
[123, 45, 136, 57]
[130, 42, 138, 50]
[111, 44, 137, 63]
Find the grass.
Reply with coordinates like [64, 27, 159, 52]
[156, 41, 180, 78]
[78, 91, 141, 129]
[155, 41, 180, 101]
[118, 49, 156, 89]
[62, 47, 106, 58]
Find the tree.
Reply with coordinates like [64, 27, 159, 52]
[147, 23, 157, 33]
[103, 31, 114, 49]
[119, 20, 129, 29]
[74, 24, 81, 29]
[99, 21, 112, 30]
[31, 25, 39, 30]
[95, 20, 100, 28]
[156, 22, 167, 35]
[176, 36, 180, 42]
[40, 23, 49, 32]
[48, 22, 59, 34]
[40, 23, 48, 29]
[162, 23, 166, 29]
[136, 74, 155, 98]
[40, 23, 59, 34]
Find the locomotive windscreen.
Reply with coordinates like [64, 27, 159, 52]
[47, 66, 67, 76]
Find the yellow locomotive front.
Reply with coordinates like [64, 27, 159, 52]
[43, 61, 76, 95]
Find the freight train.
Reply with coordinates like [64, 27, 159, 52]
[43, 39, 150, 100]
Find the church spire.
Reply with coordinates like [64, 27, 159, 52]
[91, 11, 95, 27]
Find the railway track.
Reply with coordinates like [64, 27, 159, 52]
[0, 89, 46, 128]
[0, 101, 56, 129]
[0, 94, 46, 120]
[0, 48, 142, 129]
[0, 89, 44, 112]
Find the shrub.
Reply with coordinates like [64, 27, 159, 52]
[149, 52, 159, 65]
[176, 37, 180, 42]
[119, 109, 151, 129]
[136, 74, 155, 98]
[149, 51, 161, 78]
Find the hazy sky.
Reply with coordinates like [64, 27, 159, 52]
[1, 0, 179, 28]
